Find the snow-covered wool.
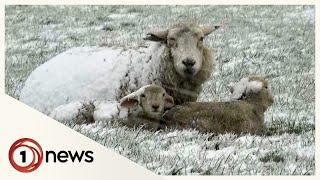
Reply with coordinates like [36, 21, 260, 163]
[19, 23, 219, 115]
[163, 76, 274, 135]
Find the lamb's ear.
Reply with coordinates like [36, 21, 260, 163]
[144, 30, 168, 42]
[119, 94, 139, 109]
[164, 94, 174, 108]
[202, 25, 221, 36]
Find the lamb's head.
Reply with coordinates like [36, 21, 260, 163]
[229, 76, 274, 111]
[119, 85, 174, 118]
[145, 22, 220, 78]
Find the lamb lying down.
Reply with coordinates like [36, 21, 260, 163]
[51, 76, 273, 135]
[49, 84, 174, 129]
[118, 84, 174, 130]
[162, 76, 274, 135]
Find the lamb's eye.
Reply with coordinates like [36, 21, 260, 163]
[162, 93, 165, 97]
[199, 37, 204, 42]
[265, 86, 268, 89]
[141, 94, 146, 98]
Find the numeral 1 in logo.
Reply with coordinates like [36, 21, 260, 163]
[20, 151, 26, 163]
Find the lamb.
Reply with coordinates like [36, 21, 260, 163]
[118, 84, 174, 130]
[19, 22, 219, 115]
[49, 84, 174, 130]
[162, 76, 274, 135]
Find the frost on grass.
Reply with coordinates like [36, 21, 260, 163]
[5, 5, 315, 175]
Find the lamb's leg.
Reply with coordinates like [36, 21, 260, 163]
[49, 101, 93, 124]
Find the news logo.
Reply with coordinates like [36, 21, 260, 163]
[9, 138, 94, 173]
[8, 138, 43, 173]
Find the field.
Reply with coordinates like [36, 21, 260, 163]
[5, 5, 315, 175]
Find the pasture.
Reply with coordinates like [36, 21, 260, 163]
[5, 5, 315, 175]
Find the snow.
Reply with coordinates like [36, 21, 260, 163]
[247, 80, 263, 93]
[230, 77, 263, 100]
[230, 77, 249, 100]
[6, 6, 315, 175]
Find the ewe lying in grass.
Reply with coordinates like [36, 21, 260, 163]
[20, 22, 219, 115]
[163, 76, 274, 135]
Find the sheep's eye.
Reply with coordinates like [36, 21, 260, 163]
[199, 37, 204, 42]
[265, 86, 268, 89]
[141, 94, 146, 98]
[169, 37, 176, 41]
[168, 37, 177, 47]
[162, 93, 165, 97]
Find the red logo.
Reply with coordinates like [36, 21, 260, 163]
[8, 138, 43, 173]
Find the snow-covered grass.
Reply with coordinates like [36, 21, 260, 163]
[5, 5, 315, 175]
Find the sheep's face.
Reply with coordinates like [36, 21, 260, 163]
[230, 76, 274, 109]
[145, 23, 220, 78]
[119, 85, 174, 118]
[139, 85, 174, 117]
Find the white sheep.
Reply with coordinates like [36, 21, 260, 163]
[19, 22, 220, 115]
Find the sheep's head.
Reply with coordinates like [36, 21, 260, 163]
[229, 76, 274, 111]
[119, 85, 174, 118]
[145, 23, 220, 79]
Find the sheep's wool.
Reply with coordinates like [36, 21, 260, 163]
[231, 78, 262, 100]
[20, 43, 165, 115]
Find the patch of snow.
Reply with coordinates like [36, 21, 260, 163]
[108, 13, 138, 19]
[230, 77, 249, 100]
[247, 80, 263, 93]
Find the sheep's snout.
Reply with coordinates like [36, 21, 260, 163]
[182, 57, 196, 75]
[182, 58, 196, 67]
[151, 104, 160, 111]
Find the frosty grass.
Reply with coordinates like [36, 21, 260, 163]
[5, 5, 315, 175]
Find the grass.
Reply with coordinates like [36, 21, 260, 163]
[5, 5, 315, 175]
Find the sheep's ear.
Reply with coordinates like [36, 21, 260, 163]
[202, 25, 221, 36]
[144, 30, 168, 42]
[164, 94, 174, 108]
[119, 95, 139, 109]
[228, 83, 234, 93]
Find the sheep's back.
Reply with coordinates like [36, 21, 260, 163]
[19, 46, 151, 114]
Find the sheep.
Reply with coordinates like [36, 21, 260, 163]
[118, 84, 174, 130]
[19, 22, 220, 115]
[162, 76, 274, 135]
[49, 84, 174, 130]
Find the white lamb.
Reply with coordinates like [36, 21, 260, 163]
[50, 84, 174, 129]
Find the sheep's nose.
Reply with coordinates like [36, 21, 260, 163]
[152, 104, 159, 110]
[182, 58, 195, 67]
